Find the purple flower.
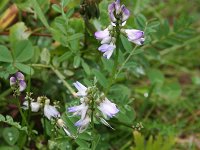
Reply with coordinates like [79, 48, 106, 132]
[73, 81, 87, 97]
[68, 102, 88, 120]
[10, 72, 26, 92]
[98, 98, 119, 118]
[98, 43, 116, 59]
[124, 29, 145, 45]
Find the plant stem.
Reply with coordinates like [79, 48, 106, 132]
[50, 65, 77, 97]
[90, 96, 96, 150]
[16, 97, 28, 127]
[105, 25, 120, 93]
[115, 45, 138, 79]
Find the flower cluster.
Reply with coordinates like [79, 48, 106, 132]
[68, 81, 119, 133]
[95, 0, 145, 59]
[23, 94, 72, 137]
[10, 72, 26, 95]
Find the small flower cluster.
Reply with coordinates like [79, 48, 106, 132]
[10, 72, 26, 96]
[95, 0, 145, 59]
[68, 81, 119, 133]
[22, 94, 72, 137]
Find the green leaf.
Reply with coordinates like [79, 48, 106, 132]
[15, 63, 34, 75]
[81, 60, 91, 75]
[9, 22, 31, 44]
[134, 14, 147, 30]
[12, 40, 34, 62]
[52, 4, 61, 13]
[73, 55, 81, 68]
[2, 127, 19, 146]
[58, 51, 72, 63]
[30, 0, 50, 29]
[120, 35, 133, 52]
[66, 33, 84, 42]
[92, 69, 108, 88]
[147, 69, 165, 86]
[40, 48, 51, 64]
[0, 114, 5, 121]
[0, 45, 13, 62]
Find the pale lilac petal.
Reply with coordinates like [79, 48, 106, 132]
[103, 49, 114, 59]
[15, 72, 25, 80]
[19, 80, 26, 92]
[73, 81, 87, 97]
[101, 36, 112, 44]
[109, 12, 117, 23]
[98, 44, 110, 52]
[75, 116, 90, 133]
[125, 29, 144, 41]
[121, 5, 130, 22]
[95, 29, 109, 40]
[108, 2, 115, 13]
[10, 77, 16, 86]
[129, 38, 145, 45]
[115, 0, 121, 14]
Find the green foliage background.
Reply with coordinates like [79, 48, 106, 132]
[0, 0, 200, 149]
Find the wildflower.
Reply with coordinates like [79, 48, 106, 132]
[68, 101, 89, 120]
[95, 0, 145, 59]
[10, 72, 26, 92]
[22, 101, 40, 112]
[73, 81, 87, 97]
[98, 98, 119, 118]
[123, 29, 145, 45]
[44, 99, 60, 120]
[75, 115, 91, 133]
[98, 43, 116, 59]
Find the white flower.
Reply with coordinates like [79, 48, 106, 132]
[22, 101, 40, 112]
[44, 104, 60, 120]
[98, 43, 116, 59]
[73, 81, 87, 97]
[75, 115, 91, 133]
[98, 98, 119, 118]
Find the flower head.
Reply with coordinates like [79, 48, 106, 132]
[10, 72, 26, 92]
[124, 29, 145, 45]
[44, 99, 60, 120]
[98, 98, 119, 118]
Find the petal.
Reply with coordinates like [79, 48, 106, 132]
[44, 105, 60, 120]
[98, 44, 110, 52]
[19, 80, 26, 92]
[125, 29, 144, 41]
[73, 81, 87, 91]
[10, 77, 16, 86]
[101, 36, 112, 44]
[31, 102, 40, 112]
[109, 12, 117, 23]
[129, 38, 145, 45]
[15, 72, 25, 80]
[108, 2, 115, 13]
[103, 49, 114, 59]
[95, 29, 109, 40]
[121, 5, 130, 22]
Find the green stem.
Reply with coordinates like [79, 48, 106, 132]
[105, 25, 120, 93]
[50, 65, 77, 97]
[115, 45, 138, 79]
[16, 97, 28, 127]
[91, 97, 96, 150]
